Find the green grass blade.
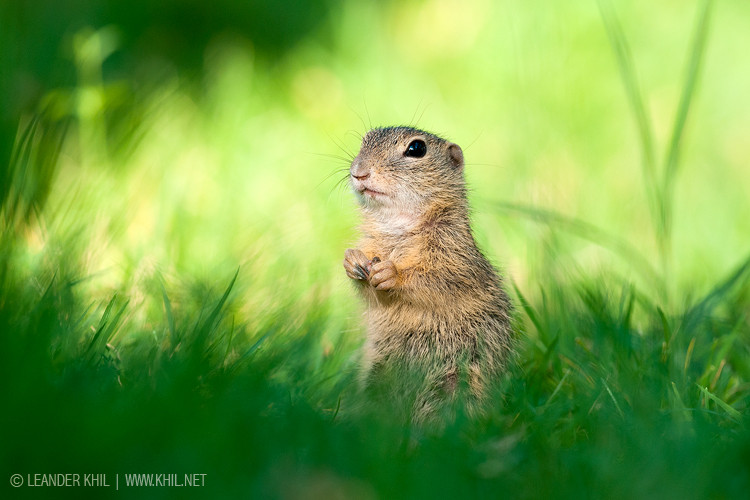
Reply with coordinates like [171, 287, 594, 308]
[661, 0, 714, 250]
[193, 267, 240, 342]
[511, 279, 546, 345]
[602, 379, 625, 418]
[86, 294, 118, 354]
[540, 369, 570, 413]
[684, 251, 750, 329]
[697, 384, 741, 422]
[663, 0, 714, 189]
[160, 280, 177, 346]
[598, 0, 660, 237]
[491, 201, 661, 289]
[670, 382, 692, 422]
[207, 267, 240, 329]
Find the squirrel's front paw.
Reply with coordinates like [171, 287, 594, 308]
[343, 248, 371, 281]
[369, 259, 398, 291]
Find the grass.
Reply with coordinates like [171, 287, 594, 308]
[2, 0, 750, 498]
[3, 239, 749, 498]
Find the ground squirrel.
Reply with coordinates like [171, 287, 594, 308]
[343, 126, 513, 420]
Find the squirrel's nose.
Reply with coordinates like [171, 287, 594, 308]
[350, 157, 371, 180]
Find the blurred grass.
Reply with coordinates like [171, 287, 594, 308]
[2, 0, 750, 498]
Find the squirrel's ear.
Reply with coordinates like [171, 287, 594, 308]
[447, 143, 464, 170]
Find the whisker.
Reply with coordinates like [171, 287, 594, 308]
[312, 152, 354, 164]
[411, 102, 431, 129]
[316, 167, 351, 189]
[326, 172, 353, 204]
[363, 98, 372, 130]
[325, 131, 356, 162]
[463, 131, 482, 152]
[351, 107, 368, 134]
[409, 98, 426, 127]
[345, 129, 364, 142]
[334, 173, 351, 192]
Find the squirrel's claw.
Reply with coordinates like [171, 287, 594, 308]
[354, 264, 369, 280]
[344, 248, 371, 281]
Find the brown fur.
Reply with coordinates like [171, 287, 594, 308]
[343, 126, 513, 420]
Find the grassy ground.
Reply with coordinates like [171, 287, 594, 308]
[2, 0, 750, 498]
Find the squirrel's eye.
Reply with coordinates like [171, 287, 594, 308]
[405, 139, 427, 158]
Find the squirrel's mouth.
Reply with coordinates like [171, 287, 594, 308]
[360, 187, 386, 198]
[351, 177, 387, 200]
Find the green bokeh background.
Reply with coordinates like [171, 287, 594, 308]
[2, 0, 749, 498]
[4, 0, 750, 297]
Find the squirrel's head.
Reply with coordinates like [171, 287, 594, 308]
[350, 127, 466, 214]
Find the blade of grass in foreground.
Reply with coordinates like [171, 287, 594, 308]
[193, 267, 240, 341]
[511, 279, 548, 349]
[161, 279, 178, 347]
[697, 384, 741, 422]
[3, 113, 69, 230]
[682, 251, 750, 334]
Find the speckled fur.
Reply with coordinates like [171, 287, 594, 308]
[343, 127, 513, 420]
